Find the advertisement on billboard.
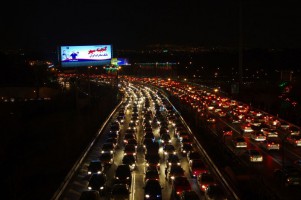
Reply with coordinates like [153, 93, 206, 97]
[111, 58, 130, 66]
[60, 45, 112, 67]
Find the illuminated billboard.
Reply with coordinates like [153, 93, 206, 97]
[60, 45, 112, 67]
[111, 58, 130, 66]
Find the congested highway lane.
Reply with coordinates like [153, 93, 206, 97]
[58, 82, 234, 200]
[147, 77, 301, 200]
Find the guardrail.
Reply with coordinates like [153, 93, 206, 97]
[50, 98, 124, 200]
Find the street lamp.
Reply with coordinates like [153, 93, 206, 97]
[116, 66, 122, 87]
[87, 66, 92, 104]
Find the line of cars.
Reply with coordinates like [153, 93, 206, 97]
[123, 77, 235, 199]
[143, 85, 228, 199]
[139, 85, 209, 199]
[79, 86, 143, 200]
[79, 80, 232, 200]
[144, 77, 301, 190]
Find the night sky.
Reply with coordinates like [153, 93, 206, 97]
[1, 0, 301, 51]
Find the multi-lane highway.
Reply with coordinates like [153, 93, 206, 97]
[52, 76, 301, 200]
[53, 80, 238, 200]
[146, 77, 301, 200]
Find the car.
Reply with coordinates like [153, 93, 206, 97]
[261, 128, 278, 138]
[288, 126, 300, 135]
[173, 122, 187, 137]
[115, 164, 132, 185]
[160, 133, 171, 144]
[246, 149, 263, 162]
[99, 152, 114, 166]
[100, 143, 115, 154]
[280, 121, 290, 130]
[286, 135, 301, 147]
[143, 138, 155, 151]
[110, 122, 120, 133]
[87, 160, 103, 175]
[222, 126, 233, 136]
[79, 190, 101, 200]
[145, 154, 161, 170]
[128, 121, 137, 131]
[144, 131, 156, 141]
[274, 165, 301, 186]
[189, 159, 208, 178]
[172, 176, 191, 197]
[177, 131, 191, 141]
[159, 126, 169, 136]
[250, 131, 266, 142]
[122, 154, 137, 170]
[179, 190, 199, 200]
[206, 117, 216, 123]
[181, 143, 194, 155]
[198, 173, 216, 192]
[117, 114, 125, 124]
[240, 123, 253, 133]
[204, 184, 227, 200]
[145, 142, 160, 157]
[250, 119, 262, 127]
[124, 132, 137, 144]
[144, 169, 160, 182]
[152, 116, 162, 127]
[127, 138, 138, 149]
[230, 115, 242, 124]
[110, 183, 130, 200]
[232, 136, 247, 148]
[166, 154, 181, 168]
[160, 119, 171, 129]
[143, 121, 152, 129]
[107, 131, 118, 139]
[124, 144, 137, 156]
[130, 116, 139, 124]
[143, 116, 153, 125]
[187, 151, 202, 163]
[181, 137, 193, 145]
[218, 111, 227, 117]
[167, 165, 185, 181]
[261, 138, 280, 151]
[144, 179, 163, 200]
[105, 137, 118, 148]
[88, 173, 107, 195]
[163, 144, 176, 158]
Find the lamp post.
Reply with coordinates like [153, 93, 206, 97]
[87, 66, 92, 105]
[116, 66, 121, 87]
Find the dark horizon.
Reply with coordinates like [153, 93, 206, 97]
[2, 0, 301, 51]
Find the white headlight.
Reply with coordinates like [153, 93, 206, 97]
[145, 194, 150, 198]
[100, 186, 104, 190]
[88, 186, 92, 190]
